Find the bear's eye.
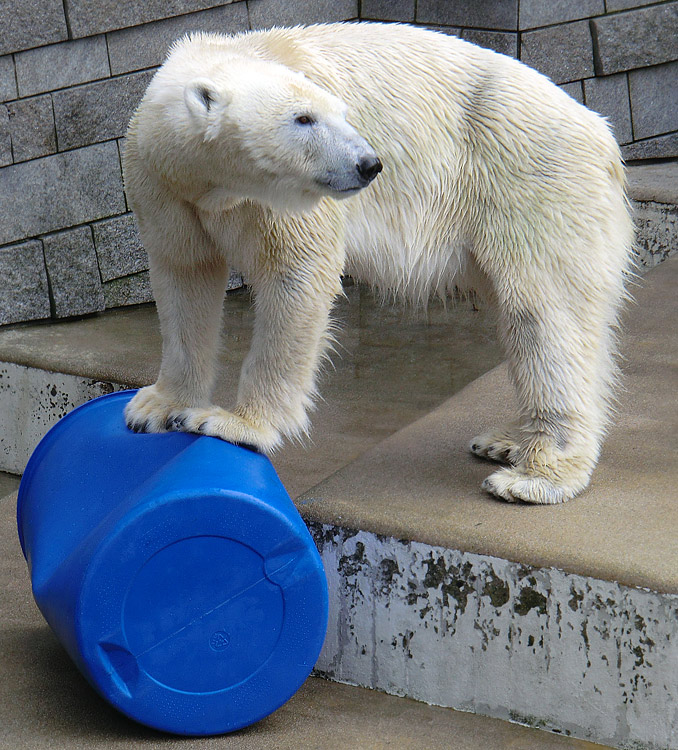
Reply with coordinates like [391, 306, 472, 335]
[295, 115, 315, 126]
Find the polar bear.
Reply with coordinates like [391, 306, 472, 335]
[123, 23, 634, 505]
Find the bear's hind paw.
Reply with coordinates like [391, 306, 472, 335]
[470, 427, 521, 465]
[481, 467, 577, 505]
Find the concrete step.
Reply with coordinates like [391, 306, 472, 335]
[627, 160, 678, 269]
[0, 166, 676, 749]
[299, 257, 678, 750]
[0, 486, 608, 749]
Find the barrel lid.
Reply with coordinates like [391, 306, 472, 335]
[79, 492, 328, 735]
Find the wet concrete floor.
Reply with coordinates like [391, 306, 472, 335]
[0, 283, 503, 498]
[272, 283, 503, 496]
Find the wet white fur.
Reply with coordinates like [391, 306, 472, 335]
[123, 23, 634, 504]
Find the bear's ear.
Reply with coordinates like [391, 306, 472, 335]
[184, 78, 229, 140]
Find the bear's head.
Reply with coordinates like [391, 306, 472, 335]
[176, 58, 382, 212]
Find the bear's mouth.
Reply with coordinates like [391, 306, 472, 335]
[317, 180, 364, 195]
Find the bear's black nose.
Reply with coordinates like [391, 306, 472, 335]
[357, 155, 383, 184]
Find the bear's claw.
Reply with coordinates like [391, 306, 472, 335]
[470, 426, 521, 465]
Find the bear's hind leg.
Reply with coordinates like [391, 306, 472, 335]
[479, 277, 622, 505]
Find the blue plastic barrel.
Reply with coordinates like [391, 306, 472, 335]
[17, 390, 328, 736]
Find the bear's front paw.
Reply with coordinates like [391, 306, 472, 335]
[124, 385, 182, 434]
[481, 467, 582, 505]
[470, 426, 521, 465]
[166, 405, 282, 454]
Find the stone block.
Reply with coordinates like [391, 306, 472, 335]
[42, 227, 105, 318]
[591, 3, 678, 76]
[0, 0, 68, 56]
[416, 0, 518, 30]
[521, 20, 594, 84]
[52, 70, 154, 151]
[0, 240, 50, 325]
[227, 270, 245, 291]
[606, 0, 658, 9]
[103, 272, 154, 308]
[360, 0, 415, 22]
[92, 214, 148, 282]
[632, 201, 678, 269]
[107, 3, 249, 76]
[519, 0, 604, 30]
[101, 268, 243, 310]
[460, 29, 517, 58]
[622, 133, 678, 161]
[0, 56, 17, 102]
[0, 107, 11, 168]
[0, 142, 126, 247]
[629, 61, 678, 140]
[559, 80, 584, 104]
[584, 73, 632, 145]
[6, 95, 57, 163]
[15, 36, 110, 98]
[65, 0, 240, 39]
[423, 26, 461, 37]
[248, 0, 359, 28]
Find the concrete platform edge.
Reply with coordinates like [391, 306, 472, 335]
[309, 522, 678, 750]
[0, 360, 128, 474]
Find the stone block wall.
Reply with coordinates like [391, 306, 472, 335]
[0, 0, 675, 325]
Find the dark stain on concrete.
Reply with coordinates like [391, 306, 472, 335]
[339, 541, 366, 578]
[483, 573, 510, 608]
[380, 558, 400, 586]
[423, 555, 447, 589]
[569, 584, 584, 612]
[514, 586, 547, 616]
[441, 575, 473, 614]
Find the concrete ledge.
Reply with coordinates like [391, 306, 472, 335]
[310, 525, 677, 749]
[296, 259, 678, 748]
[0, 285, 502, 497]
[300, 258, 678, 595]
[628, 162, 678, 205]
[628, 162, 678, 269]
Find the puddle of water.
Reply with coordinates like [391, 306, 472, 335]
[267, 284, 503, 498]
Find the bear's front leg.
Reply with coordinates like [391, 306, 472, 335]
[220, 213, 345, 452]
[123, 248, 240, 437]
[122, 183, 242, 438]
[124, 247, 284, 453]
[121, 191, 277, 448]
[160, 209, 345, 454]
